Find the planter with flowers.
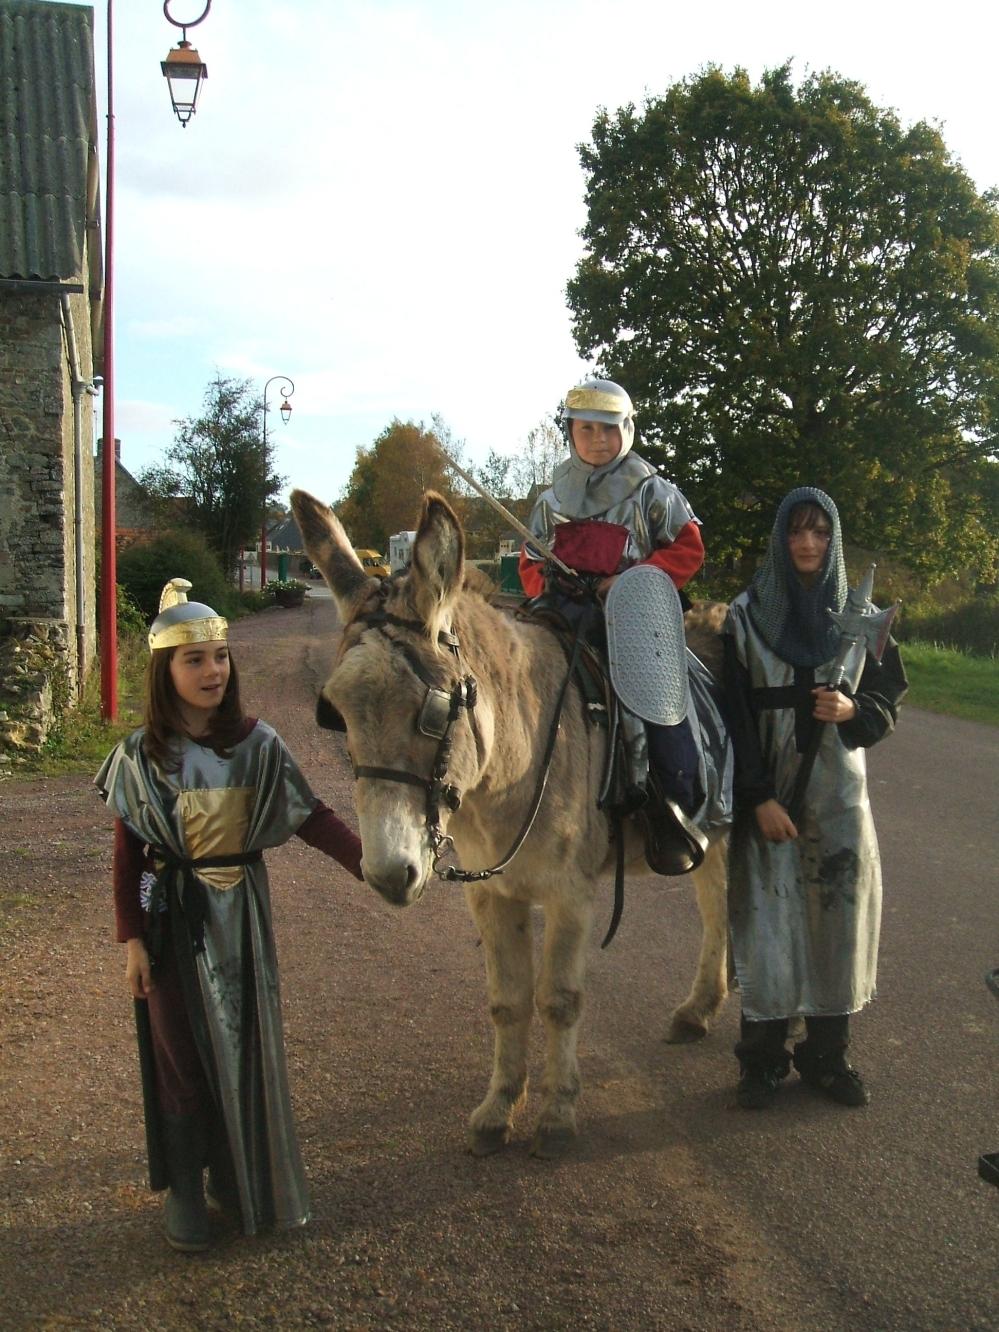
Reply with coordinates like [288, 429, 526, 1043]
[265, 578, 308, 608]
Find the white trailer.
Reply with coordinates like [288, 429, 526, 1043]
[389, 530, 417, 573]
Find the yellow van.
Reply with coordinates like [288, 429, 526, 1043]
[354, 549, 390, 578]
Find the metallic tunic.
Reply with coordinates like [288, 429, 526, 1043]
[526, 454, 699, 570]
[96, 722, 318, 1234]
[724, 594, 904, 1021]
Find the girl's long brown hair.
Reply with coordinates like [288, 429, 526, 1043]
[143, 647, 246, 772]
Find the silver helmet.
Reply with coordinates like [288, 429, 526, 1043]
[564, 377, 635, 461]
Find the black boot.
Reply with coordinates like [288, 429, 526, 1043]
[735, 1016, 791, 1110]
[793, 1015, 869, 1107]
[640, 775, 709, 876]
[162, 1113, 211, 1252]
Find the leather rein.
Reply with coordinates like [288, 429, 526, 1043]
[333, 601, 586, 885]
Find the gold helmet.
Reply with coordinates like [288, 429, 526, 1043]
[147, 578, 228, 652]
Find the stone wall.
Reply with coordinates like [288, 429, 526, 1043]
[0, 285, 98, 760]
[0, 617, 70, 776]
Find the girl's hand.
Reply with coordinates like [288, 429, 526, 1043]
[755, 798, 798, 842]
[125, 938, 154, 998]
[811, 686, 857, 723]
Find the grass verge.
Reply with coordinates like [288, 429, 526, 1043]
[901, 640, 999, 727]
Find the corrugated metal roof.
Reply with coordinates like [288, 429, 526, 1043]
[0, 1, 100, 282]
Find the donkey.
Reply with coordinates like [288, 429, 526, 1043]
[291, 487, 730, 1158]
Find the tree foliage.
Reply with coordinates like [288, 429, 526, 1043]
[139, 374, 284, 577]
[568, 64, 999, 581]
[116, 528, 235, 621]
[335, 418, 465, 551]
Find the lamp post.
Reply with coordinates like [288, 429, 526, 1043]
[260, 376, 294, 586]
[161, 2, 212, 127]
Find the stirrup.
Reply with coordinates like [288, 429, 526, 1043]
[641, 795, 708, 876]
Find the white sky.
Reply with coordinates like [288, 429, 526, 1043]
[79, 0, 999, 509]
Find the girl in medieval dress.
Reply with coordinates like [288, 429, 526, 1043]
[723, 488, 907, 1110]
[96, 579, 363, 1251]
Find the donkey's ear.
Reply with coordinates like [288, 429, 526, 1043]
[290, 489, 372, 620]
[410, 491, 464, 626]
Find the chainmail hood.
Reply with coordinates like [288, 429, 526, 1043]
[747, 487, 848, 668]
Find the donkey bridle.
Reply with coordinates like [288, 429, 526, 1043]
[321, 599, 584, 883]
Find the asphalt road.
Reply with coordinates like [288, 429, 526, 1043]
[295, 593, 999, 1329]
[1, 592, 996, 1330]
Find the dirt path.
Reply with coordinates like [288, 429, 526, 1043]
[1, 595, 995, 1330]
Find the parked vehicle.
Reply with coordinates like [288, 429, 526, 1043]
[353, 548, 390, 578]
[389, 531, 417, 573]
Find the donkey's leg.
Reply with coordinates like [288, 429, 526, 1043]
[465, 886, 534, 1157]
[531, 895, 592, 1159]
[667, 836, 730, 1043]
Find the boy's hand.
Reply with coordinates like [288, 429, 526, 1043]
[125, 938, 155, 999]
[755, 798, 798, 842]
[811, 687, 857, 723]
[596, 575, 618, 601]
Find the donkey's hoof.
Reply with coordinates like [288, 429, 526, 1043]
[467, 1124, 510, 1157]
[666, 1013, 709, 1044]
[529, 1125, 576, 1160]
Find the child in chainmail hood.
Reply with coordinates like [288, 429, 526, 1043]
[723, 488, 907, 1110]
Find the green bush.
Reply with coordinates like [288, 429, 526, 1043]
[116, 584, 147, 638]
[116, 531, 237, 622]
[896, 596, 999, 658]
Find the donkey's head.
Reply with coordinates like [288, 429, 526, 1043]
[290, 488, 484, 906]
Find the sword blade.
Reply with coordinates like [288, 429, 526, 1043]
[438, 450, 578, 580]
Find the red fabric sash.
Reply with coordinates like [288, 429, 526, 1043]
[552, 521, 630, 577]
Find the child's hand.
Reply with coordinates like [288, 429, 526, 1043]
[755, 798, 798, 842]
[596, 575, 618, 600]
[811, 687, 857, 723]
[125, 938, 155, 999]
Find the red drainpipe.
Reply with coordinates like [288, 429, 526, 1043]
[100, 0, 118, 720]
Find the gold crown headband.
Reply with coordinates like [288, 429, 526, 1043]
[148, 578, 229, 652]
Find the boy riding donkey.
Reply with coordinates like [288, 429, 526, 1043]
[518, 378, 732, 876]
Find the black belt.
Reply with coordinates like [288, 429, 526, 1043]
[145, 849, 263, 959]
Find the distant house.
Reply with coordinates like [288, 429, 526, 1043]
[93, 437, 159, 549]
[0, 0, 103, 747]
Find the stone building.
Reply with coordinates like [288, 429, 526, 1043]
[0, 1, 104, 756]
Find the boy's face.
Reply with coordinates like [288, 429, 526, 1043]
[570, 418, 622, 466]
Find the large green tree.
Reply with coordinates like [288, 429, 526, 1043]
[568, 64, 999, 580]
[140, 374, 284, 576]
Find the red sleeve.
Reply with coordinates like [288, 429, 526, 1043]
[641, 520, 704, 589]
[114, 819, 147, 943]
[296, 802, 364, 880]
[518, 546, 545, 598]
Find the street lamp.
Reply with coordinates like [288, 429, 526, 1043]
[260, 375, 294, 586]
[161, 2, 211, 127]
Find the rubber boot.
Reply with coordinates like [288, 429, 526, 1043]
[792, 1015, 869, 1106]
[162, 1113, 211, 1252]
[735, 1015, 791, 1109]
